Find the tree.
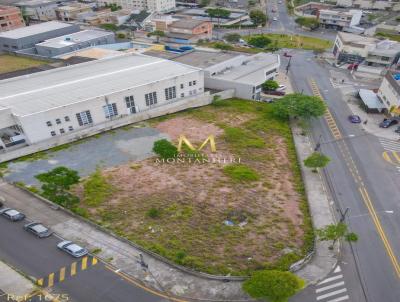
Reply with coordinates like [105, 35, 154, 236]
[295, 17, 319, 29]
[153, 139, 178, 159]
[317, 222, 358, 249]
[262, 79, 279, 91]
[247, 35, 271, 48]
[271, 93, 326, 119]
[35, 167, 80, 209]
[206, 8, 231, 28]
[224, 33, 241, 43]
[250, 10, 267, 27]
[243, 270, 304, 302]
[304, 152, 330, 171]
[147, 30, 165, 43]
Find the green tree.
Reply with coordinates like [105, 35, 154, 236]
[153, 139, 178, 159]
[317, 222, 358, 249]
[243, 270, 304, 302]
[247, 35, 271, 48]
[262, 79, 279, 91]
[303, 152, 330, 171]
[147, 30, 165, 43]
[206, 8, 231, 28]
[271, 93, 326, 119]
[224, 33, 241, 43]
[35, 167, 80, 209]
[250, 9, 267, 27]
[295, 17, 319, 29]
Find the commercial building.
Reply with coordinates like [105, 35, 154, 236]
[35, 29, 115, 57]
[0, 21, 80, 51]
[317, 9, 362, 30]
[377, 71, 400, 116]
[0, 53, 204, 150]
[96, 0, 175, 12]
[336, 0, 400, 11]
[165, 19, 212, 43]
[55, 3, 93, 21]
[0, 6, 25, 32]
[333, 32, 400, 68]
[15, 0, 58, 21]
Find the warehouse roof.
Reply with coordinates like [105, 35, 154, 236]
[0, 21, 75, 39]
[170, 19, 208, 30]
[0, 54, 201, 117]
[36, 30, 113, 49]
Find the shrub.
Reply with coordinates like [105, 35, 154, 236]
[213, 42, 234, 51]
[146, 207, 161, 218]
[247, 35, 271, 48]
[117, 33, 126, 39]
[223, 164, 260, 182]
[224, 33, 241, 43]
[152, 139, 178, 159]
[262, 80, 279, 91]
[71, 206, 89, 218]
[83, 169, 113, 206]
[303, 152, 330, 170]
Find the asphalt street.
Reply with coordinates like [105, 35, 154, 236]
[285, 50, 400, 302]
[0, 216, 171, 302]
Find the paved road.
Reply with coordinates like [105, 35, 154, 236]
[0, 215, 171, 302]
[286, 50, 400, 302]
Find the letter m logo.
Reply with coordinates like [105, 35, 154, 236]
[177, 135, 217, 153]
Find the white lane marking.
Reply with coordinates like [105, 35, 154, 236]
[318, 274, 343, 285]
[385, 210, 394, 214]
[316, 281, 345, 293]
[317, 288, 347, 300]
[379, 139, 400, 152]
[115, 268, 121, 273]
[334, 266, 341, 273]
[327, 295, 350, 302]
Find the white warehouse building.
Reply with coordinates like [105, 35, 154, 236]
[0, 54, 204, 153]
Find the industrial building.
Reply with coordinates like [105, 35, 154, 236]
[0, 53, 204, 151]
[35, 30, 115, 57]
[0, 21, 80, 51]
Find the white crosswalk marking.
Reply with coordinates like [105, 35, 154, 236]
[379, 138, 400, 152]
[315, 266, 349, 302]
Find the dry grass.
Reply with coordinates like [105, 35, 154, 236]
[0, 54, 47, 74]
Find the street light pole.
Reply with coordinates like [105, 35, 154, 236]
[314, 134, 323, 151]
[286, 56, 292, 74]
[340, 207, 350, 223]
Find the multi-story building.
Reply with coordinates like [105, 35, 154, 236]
[0, 53, 205, 152]
[333, 32, 400, 68]
[377, 71, 400, 116]
[15, 0, 59, 21]
[96, 0, 175, 12]
[0, 21, 80, 51]
[0, 6, 25, 32]
[165, 19, 212, 43]
[317, 9, 362, 30]
[336, 0, 400, 11]
[55, 3, 93, 21]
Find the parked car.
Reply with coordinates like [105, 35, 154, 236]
[24, 222, 53, 238]
[395, 126, 400, 133]
[57, 241, 88, 258]
[264, 90, 285, 96]
[379, 118, 398, 128]
[273, 17, 278, 21]
[348, 115, 362, 123]
[0, 208, 25, 221]
[276, 85, 286, 92]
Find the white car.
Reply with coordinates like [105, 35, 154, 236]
[276, 85, 286, 92]
[273, 17, 278, 21]
[57, 241, 88, 258]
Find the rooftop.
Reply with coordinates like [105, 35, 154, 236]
[170, 19, 208, 29]
[0, 21, 75, 39]
[170, 49, 240, 68]
[16, 0, 57, 7]
[36, 30, 112, 48]
[0, 53, 200, 117]
[0, 5, 20, 13]
[338, 32, 378, 45]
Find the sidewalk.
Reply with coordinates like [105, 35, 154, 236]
[0, 260, 34, 301]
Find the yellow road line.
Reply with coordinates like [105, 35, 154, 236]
[392, 151, 400, 164]
[383, 151, 394, 164]
[48, 273, 54, 287]
[71, 262, 77, 276]
[37, 278, 43, 286]
[81, 256, 88, 271]
[359, 187, 400, 278]
[92, 257, 98, 266]
[59, 267, 65, 282]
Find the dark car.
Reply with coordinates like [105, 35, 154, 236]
[395, 126, 400, 133]
[0, 208, 25, 221]
[283, 52, 293, 58]
[264, 90, 286, 96]
[24, 222, 53, 238]
[379, 118, 398, 128]
[348, 115, 362, 123]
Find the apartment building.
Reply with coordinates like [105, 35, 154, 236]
[96, 0, 175, 12]
[165, 19, 212, 43]
[336, 0, 400, 11]
[377, 71, 400, 115]
[318, 9, 362, 30]
[0, 6, 25, 32]
[16, 0, 59, 21]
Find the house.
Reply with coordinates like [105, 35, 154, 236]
[336, 0, 400, 11]
[96, 0, 175, 12]
[377, 71, 400, 116]
[0, 6, 25, 32]
[55, 3, 93, 22]
[317, 9, 362, 31]
[15, 0, 59, 21]
[84, 9, 132, 26]
[165, 19, 212, 43]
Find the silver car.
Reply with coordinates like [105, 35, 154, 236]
[24, 222, 53, 238]
[0, 208, 25, 221]
[57, 241, 88, 258]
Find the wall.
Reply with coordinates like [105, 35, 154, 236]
[205, 77, 253, 99]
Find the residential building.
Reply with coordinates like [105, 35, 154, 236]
[15, 0, 59, 21]
[336, 0, 400, 11]
[147, 0, 175, 13]
[165, 19, 212, 43]
[377, 71, 400, 115]
[0, 6, 25, 32]
[35, 30, 115, 57]
[0, 21, 80, 51]
[96, 0, 175, 12]
[55, 3, 93, 21]
[84, 9, 132, 26]
[333, 32, 400, 68]
[317, 9, 362, 30]
[0, 53, 204, 151]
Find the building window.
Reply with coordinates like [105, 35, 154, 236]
[181, 93, 184, 98]
[46, 121, 52, 127]
[56, 118, 61, 124]
[145, 92, 157, 106]
[125, 96, 136, 114]
[193, 80, 196, 86]
[76, 110, 93, 126]
[180, 84, 184, 89]
[60, 128, 65, 134]
[68, 126, 74, 131]
[189, 81, 192, 86]
[50, 131, 56, 136]
[64, 116, 70, 122]
[103, 103, 118, 118]
[164, 86, 176, 100]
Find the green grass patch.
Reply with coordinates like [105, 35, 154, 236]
[83, 170, 113, 206]
[376, 32, 400, 42]
[245, 34, 333, 50]
[0, 54, 49, 74]
[223, 164, 260, 182]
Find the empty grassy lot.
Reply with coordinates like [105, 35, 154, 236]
[72, 99, 313, 275]
[0, 54, 48, 74]
[248, 34, 333, 50]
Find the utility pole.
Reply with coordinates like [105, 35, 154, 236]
[340, 207, 350, 222]
[286, 56, 292, 74]
[314, 134, 323, 151]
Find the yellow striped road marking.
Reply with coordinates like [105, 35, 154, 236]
[359, 187, 400, 278]
[383, 151, 395, 165]
[37, 278, 43, 286]
[59, 267, 65, 282]
[392, 151, 400, 164]
[81, 256, 88, 271]
[92, 257, 98, 266]
[71, 262, 77, 276]
[48, 273, 54, 287]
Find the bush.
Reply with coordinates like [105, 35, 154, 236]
[247, 35, 271, 48]
[153, 139, 178, 159]
[83, 169, 113, 206]
[223, 164, 260, 182]
[213, 42, 234, 50]
[71, 207, 89, 218]
[146, 207, 161, 218]
[262, 80, 279, 91]
[224, 33, 241, 43]
[303, 152, 330, 170]
[295, 17, 319, 29]
[116, 33, 126, 39]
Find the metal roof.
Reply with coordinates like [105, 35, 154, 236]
[0, 21, 75, 39]
[359, 89, 386, 109]
[0, 53, 201, 117]
[36, 30, 113, 49]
